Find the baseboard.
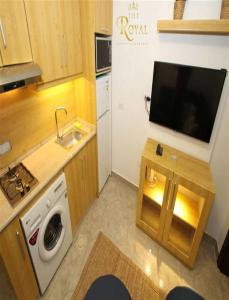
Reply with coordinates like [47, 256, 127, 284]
[203, 232, 219, 258]
[111, 171, 138, 191]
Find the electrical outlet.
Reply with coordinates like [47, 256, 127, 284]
[0, 140, 12, 155]
[144, 95, 151, 102]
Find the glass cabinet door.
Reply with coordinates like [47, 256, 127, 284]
[139, 160, 172, 240]
[163, 175, 206, 256]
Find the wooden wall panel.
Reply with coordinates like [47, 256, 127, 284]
[79, 0, 97, 125]
[0, 78, 85, 168]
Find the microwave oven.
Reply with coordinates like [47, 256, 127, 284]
[95, 36, 112, 73]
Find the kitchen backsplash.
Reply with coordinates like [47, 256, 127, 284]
[0, 77, 86, 169]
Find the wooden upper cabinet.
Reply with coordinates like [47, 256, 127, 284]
[0, 0, 32, 65]
[25, 0, 83, 83]
[95, 0, 113, 34]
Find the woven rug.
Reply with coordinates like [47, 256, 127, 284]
[71, 232, 165, 300]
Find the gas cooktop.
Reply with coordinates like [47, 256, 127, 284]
[0, 163, 38, 206]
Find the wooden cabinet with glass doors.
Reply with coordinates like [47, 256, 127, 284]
[136, 138, 215, 268]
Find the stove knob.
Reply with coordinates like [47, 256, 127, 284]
[46, 199, 51, 209]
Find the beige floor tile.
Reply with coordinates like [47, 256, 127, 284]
[0, 175, 228, 300]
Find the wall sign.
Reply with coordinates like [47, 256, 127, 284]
[116, 1, 149, 45]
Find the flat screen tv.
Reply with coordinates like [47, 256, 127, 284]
[149, 61, 227, 143]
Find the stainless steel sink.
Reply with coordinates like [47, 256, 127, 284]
[56, 130, 85, 149]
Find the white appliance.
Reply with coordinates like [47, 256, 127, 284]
[20, 174, 72, 294]
[96, 73, 111, 192]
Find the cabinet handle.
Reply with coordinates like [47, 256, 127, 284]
[0, 18, 6, 48]
[16, 231, 25, 259]
[166, 178, 171, 209]
[170, 182, 177, 210]
[83, 157, 87, 179]
[109, 45, 112, 65]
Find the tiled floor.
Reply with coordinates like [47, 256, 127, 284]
[1, 175, 229, 299]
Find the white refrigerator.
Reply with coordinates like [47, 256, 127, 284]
[96, 73, 111, 192]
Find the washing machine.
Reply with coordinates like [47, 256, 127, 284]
[20, 173, 72, 294]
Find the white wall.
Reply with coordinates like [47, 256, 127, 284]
[112, 0, 229, 245]
[208, 97, 229, 249]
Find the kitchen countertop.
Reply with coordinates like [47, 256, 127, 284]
[0, 119, 96, 233]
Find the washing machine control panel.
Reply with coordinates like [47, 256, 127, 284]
[46, 199, 51, 209]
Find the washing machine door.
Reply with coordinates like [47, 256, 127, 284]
[38, 204, 66, 262]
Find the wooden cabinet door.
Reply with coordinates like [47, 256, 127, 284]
[25, 0, 83, 83]
[162, 174, 214, 268]
[0, 0, 32, 65]
[136, 157, 173, 242]
[0, 217, 39, 300]
[95, 0, 113, 34]
[64, 137, 97, 235]
[64, 147, 87, 234]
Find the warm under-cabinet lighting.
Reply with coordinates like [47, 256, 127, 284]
[39, 81, 74, 97]
[38, 76, 85, 98]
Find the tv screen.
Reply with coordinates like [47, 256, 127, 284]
[149, 61, 227, 143]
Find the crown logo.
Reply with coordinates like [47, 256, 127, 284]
[128, 1, 138, 11]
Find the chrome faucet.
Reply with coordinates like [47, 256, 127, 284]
[55, 106, 67, 141]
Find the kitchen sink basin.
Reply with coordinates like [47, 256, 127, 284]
[56, 130, 85, 149]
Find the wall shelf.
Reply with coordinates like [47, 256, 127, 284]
[157, 19, 229, 35]
[168, 218, 195, 255]
[141, 196, 161, 232]
[144, 181, 200, 228]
